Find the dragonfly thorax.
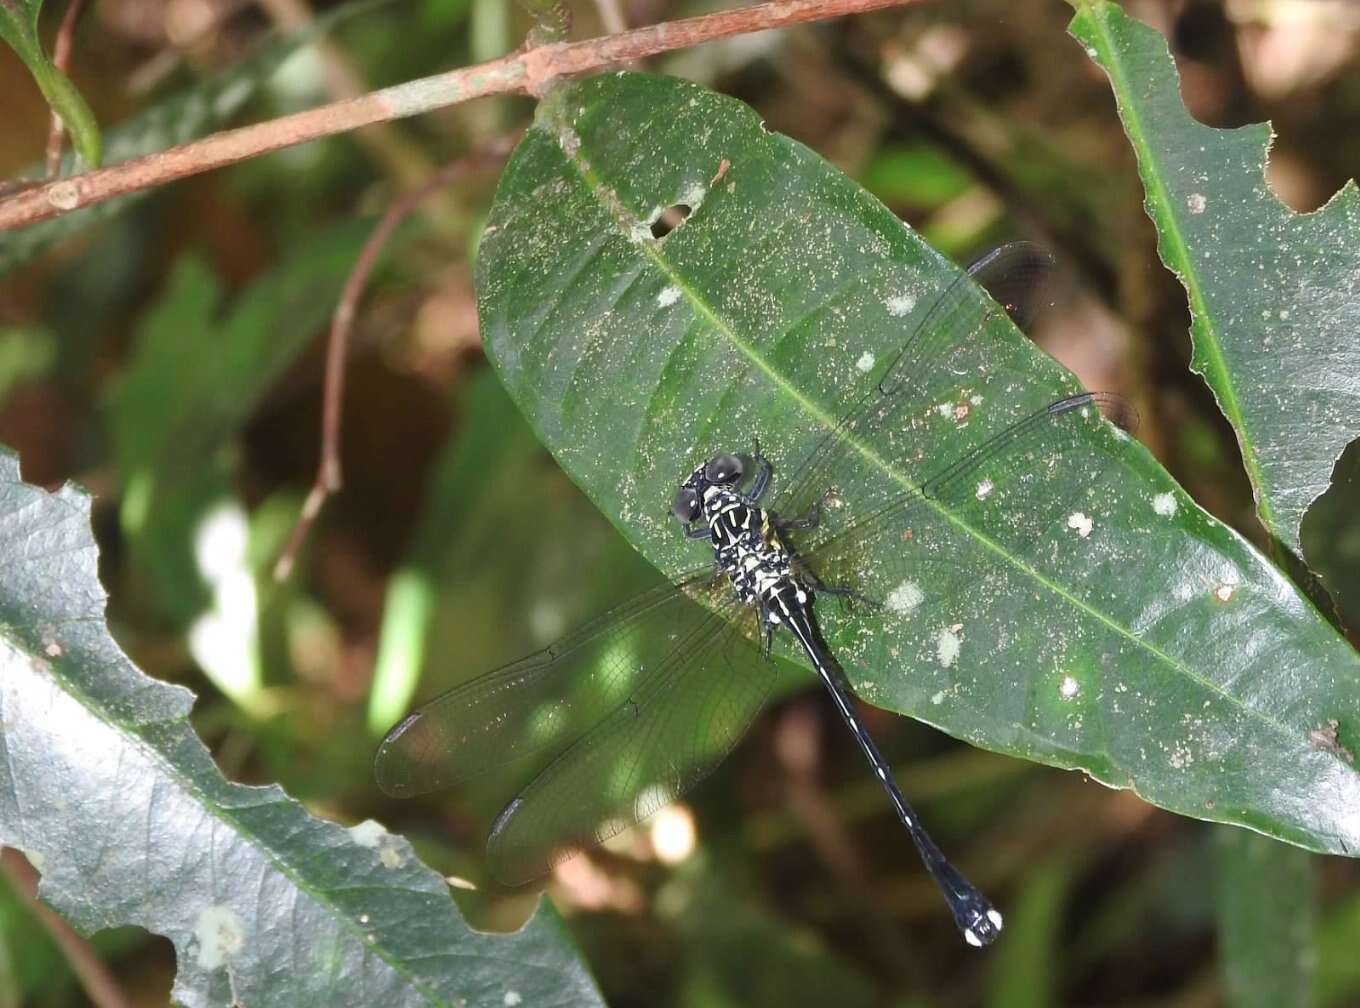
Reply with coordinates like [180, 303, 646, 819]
[698, 484, 809, 627]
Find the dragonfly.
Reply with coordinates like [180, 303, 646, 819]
[374, 243, 1131, 947]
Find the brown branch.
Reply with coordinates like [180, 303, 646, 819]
[44, 0, 87, 177]
[0, 849, 134, 1008]
[1, 0, 922, 231]
[272, 139, 518, 581]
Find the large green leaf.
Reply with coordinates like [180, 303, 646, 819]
[0, 0, 101, 168]
[0, 449, 603, 1007]
[1070, 1, 1360, 559]
[475, 72, 1360, 856]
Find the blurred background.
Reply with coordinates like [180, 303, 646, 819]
[2, 0, 1359, 1005]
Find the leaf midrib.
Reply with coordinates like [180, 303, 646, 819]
[544, 118, 1316, 762]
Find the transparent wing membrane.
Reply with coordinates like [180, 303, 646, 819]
[375, 570, 721, 796]
[487, 609, 773, 884]
[774, 242, 1056, 527]
[375, 572, 775, 884]
[378, 242, 1131, 935]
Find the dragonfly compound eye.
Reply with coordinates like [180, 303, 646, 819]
[671, 487, 701, 523]
[703, 453, 743, 485]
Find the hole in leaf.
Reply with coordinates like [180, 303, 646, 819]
[650, 204, 692, 239]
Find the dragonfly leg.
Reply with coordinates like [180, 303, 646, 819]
[747, 439, 774, 502]
[778, 488, 837, 532]
[804, 568, 881, 613]
[684, 523, 712, 540]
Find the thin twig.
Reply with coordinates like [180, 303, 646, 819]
[273, 139, 517, 581]
[0, 849, 134, 1008]
[44, 0, 87, 177]
[1, 0, 923, 231]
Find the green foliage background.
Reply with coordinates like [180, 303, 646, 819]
[1, 1, 1358, 1006]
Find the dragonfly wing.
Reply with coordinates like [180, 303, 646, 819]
[374, 568, 720, 797]
[486, 601, 774, 885]
[773, 243, 1056, 531]
[799, 393, 1132, 675]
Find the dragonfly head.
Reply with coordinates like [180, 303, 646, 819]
[671, 452, 745, 524]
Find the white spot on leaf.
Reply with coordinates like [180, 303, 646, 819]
[935, 625, 962, 668]
[1067, 512, 1093, 538]
[1152, 492, 1177, 517]
[656, 285, 681, 308]
[855, 351, 876, 373]
[348, 820, 385, 847]
[975, 479, 994, 500]
[885, 581, 924, 615]
[193, 905, 245, 970]
[1187, 192, 1207, 214]
[885, 292, 917, 317]
[1059, 676, 1080, 700]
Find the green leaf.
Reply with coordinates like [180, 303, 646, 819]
[985, 858, 1070, 1008]
[1216, 830, 1315, 1008]
[0, 0, 371, 275]
[0, 0, 101, 168]
[1069, 1, 1360, 559]
[475, 72, 1360, 856]
[0, 448, 604, 1008]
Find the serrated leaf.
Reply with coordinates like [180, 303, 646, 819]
[0, 0, 101, 168]
[0, 448, 603, 1008]
[0, 0, 371, 275]
[1070, 0, 1360, 558]
[475, 72, 1360, 857]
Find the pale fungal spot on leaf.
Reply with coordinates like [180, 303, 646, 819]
[1059, 675, 1080, 700]
[193, 905, 245, 970]
[1187, 192, 1207, 214]
[930, 690, 946, 705]
[1308, 720, 1354, 762]
[855, 351, 876, 373]
[885, 292, 917, 317]
[504, 992, 523, 1007]
[975, 478, 994, 500]
[935, 625, 962, 668]
[1214, 583, 1236, 602]
[1152, 492, 1177, 517]
[885, 580, 924, 615]
[1067, 512, 1094, 538]
[656, 285, 681, 308]
[348, 820, 385, 847]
